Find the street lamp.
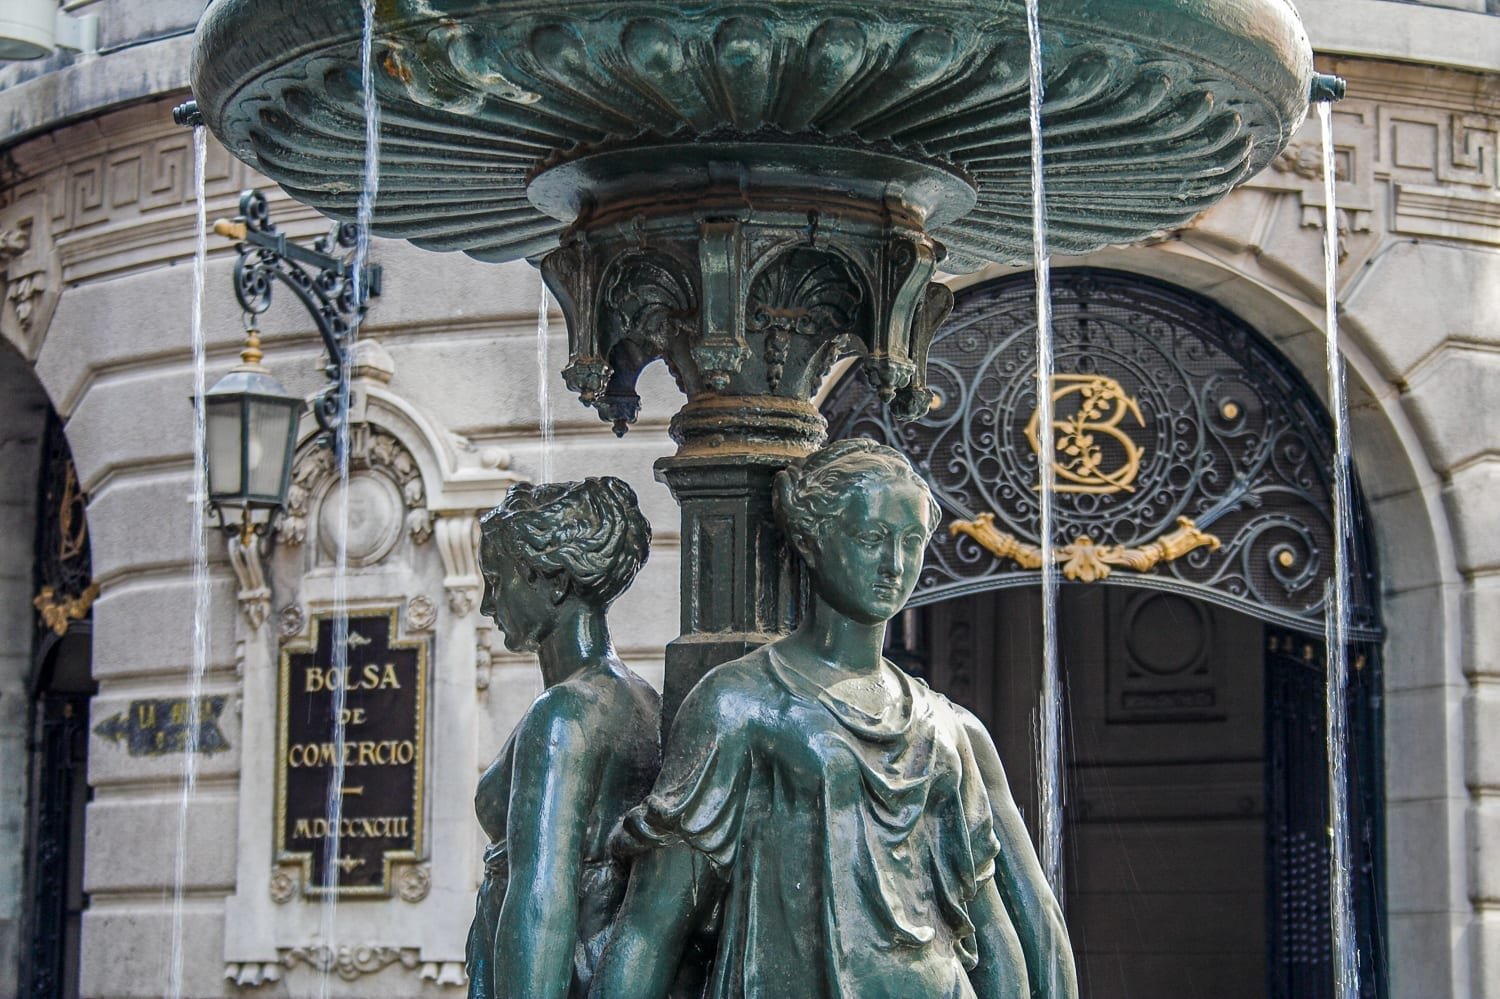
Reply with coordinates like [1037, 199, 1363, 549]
[203, 326, 303, 543]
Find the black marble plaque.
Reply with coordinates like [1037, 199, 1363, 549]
[277, 609, 427, 896]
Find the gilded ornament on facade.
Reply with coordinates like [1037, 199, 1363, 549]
[33, 582, 99, 637]
[948, 514, 1222, 583]
[1025, 374, 1144, 494]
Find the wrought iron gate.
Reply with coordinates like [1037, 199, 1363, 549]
[824, 268, 1387, 998]
[823, 267, 1380, 639]
[1266, 630, 1387, 999]
[22, 413, 95, 999]
[22, 686, 91, 998]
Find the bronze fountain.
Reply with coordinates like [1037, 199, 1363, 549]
[183, 1, 1335, 995]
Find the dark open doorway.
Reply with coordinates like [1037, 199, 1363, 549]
[885, 584, 1385, 999]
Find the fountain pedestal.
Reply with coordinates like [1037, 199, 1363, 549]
[535, 153, 962, 712]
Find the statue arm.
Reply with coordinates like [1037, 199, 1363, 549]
[589, 842, 710, 999]
[493, 693, 596, 999]
[961, 711, 1078, 999]
[592, 669, 746, 998]
[967, 874, 1029, 999]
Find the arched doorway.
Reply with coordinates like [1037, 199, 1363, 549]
[19, 411, 96, 999]
[824, 269, 1386, 999]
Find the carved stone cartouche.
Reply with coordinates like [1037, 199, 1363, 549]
[467, 478, 660, 999]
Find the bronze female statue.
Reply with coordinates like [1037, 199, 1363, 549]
[467, 477, 661, 999]
[593, 440, 1076, 999]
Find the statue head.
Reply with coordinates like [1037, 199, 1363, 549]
[774, 439, 940, 626]
[478, 477, 651, 652]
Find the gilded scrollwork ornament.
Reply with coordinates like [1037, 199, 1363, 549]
[33, 583, 100, 637]
[824, 269, 1381, 638]
[948, 513, 1222, 584]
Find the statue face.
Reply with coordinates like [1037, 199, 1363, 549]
[479, 542, 556, 653]
[804, 477, 931, 626]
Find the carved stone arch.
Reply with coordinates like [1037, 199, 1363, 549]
[822, 266, 1383, 639]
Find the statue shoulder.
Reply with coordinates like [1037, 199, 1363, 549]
[906, 680, 1004, 763]
[674, 649, 778, 728]
[514, 682, 599, 760]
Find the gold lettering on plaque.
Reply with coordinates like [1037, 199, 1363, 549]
[1024, 374, 1145, 494]
[277, 609, 427, 897]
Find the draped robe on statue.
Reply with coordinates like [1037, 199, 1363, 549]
[617, 646, 1010, 999]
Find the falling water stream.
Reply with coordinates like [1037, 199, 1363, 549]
[537, 279, 554, 482]
[167, 124, 211, 999]
[1318, 100, 1360, 999]
[316, 2, 382, 992]
[1025, 0, 1064, 903]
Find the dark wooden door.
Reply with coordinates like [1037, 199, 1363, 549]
[901, 586, 1268, 998]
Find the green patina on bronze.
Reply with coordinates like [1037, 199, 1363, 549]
[186, 2, 1320, 991]
[470, 478, 661, 999]
[190, 0, 1319, 716]
[599, 440, 1076, 998]
[190, 0, 1314, 265]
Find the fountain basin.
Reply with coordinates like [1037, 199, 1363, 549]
[191, 0, 1314, 270]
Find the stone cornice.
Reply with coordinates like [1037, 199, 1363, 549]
[0, 35, 193, 150]
[1304, 0, 1500, 77]
[1323, 55, 1500, 117]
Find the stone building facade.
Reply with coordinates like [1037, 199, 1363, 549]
[0, 1, 1496, 997]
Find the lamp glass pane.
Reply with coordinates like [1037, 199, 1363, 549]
[247, 398, 296, 500]
[205, 398, 243, 499]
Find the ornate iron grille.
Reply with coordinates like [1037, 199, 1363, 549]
[1266, 631, 1387, 999]
[823, 268, 1381, 639]
[22, 691, 89, 999]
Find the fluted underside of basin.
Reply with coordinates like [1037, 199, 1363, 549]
[193, 0, 1314, 270]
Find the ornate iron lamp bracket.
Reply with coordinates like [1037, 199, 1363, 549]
[215, 189, 381, 458]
